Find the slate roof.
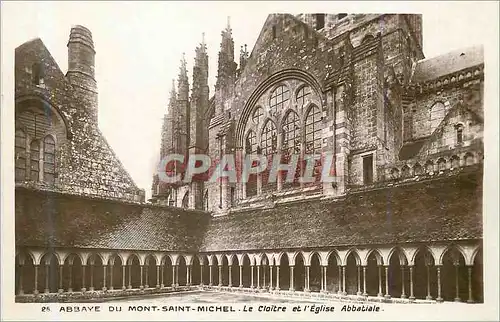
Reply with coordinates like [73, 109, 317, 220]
[199, 166, 483, 252]
[412, 46, 484, 83]
[16, 167, 482, 253]
[15, 187, 209, 252]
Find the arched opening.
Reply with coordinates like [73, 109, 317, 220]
[441, 247, 467, 302]
[413, 163, 423, 175]
[177, 256, 187, 286]
[221, 256, 229, 286]
[15, 252, 35, 295]
[230, 256, 240, 287]
[437, 158, 447, 171]
[163, 255, 173, 287]
[326, 252, 340, 293]
[388, 249, 407, 298]
[128, 254, 141, 289]
[211, 256, 219, 286]
[366, 251, 380, 296]
[294, 253, 305, 292]
[241, 255, 251, 288]
[259, 255, 270, 289]
[192, 256, 201, 286]
[39, 253, 59, 293]
[413, 248, 436, 300]
[345, 251, 361, 295]
[425, 161, 434, 173]
[279, 254, 290, 291]
[63, 254, 83, 292]
[310, 253, 321, 292]
[108, 254, 123, 290]
[472, 249, 483, 303]
[144, 255, 157, 288]
[86, 254, 104, 291]
[451, 155, 460, 168]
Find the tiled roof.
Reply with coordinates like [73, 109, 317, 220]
[199, 166, 483, 252]
[15, 187, 209, 252]
[411, 46, 483, 83]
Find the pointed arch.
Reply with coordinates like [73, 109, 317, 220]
[182, 191, 189, 208]
[304, 104, 322, 154]
[365, 249, 384, 266]
[344, 248, 361, 266]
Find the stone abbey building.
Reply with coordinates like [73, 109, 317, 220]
[15, 14, 484, 303]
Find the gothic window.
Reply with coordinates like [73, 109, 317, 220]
[15, 130, 27, 182]
[282, 111, 300, 153]
[296, 86, 312, 108]
[304, 105, 322, 154]
[252, 107, 264, 125]
[269, 85, 290, 116]
[455, 124, 464, 144]
[430, 102, 445, 132]
[43, 135, 55, 185]
[261, 120, 277, 156]
[30, 140, 40, 181]
[182, 191, 189, 208]
[245, 131, 257, 154]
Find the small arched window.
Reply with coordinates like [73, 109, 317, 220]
[15, 130, 27, 182]
[304, 106, 322, 154]
[455, 124, 464, 144]
[269, 85, 290, 116]
[182, 191, 189, 208]
[43, 135, 55, 185]
[296, 86, 312, 108]
[30, 140, 40, 181]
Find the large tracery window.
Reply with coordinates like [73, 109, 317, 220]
[296, 86, 312, 108]
[282, 111, 301, 188]
[43, 136, 55, 185]
[252, 107, 264, 125]
[269, 85, 290, 116]
[15, 129, 27, 181]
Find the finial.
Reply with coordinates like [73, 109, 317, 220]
[227, 16, 231, 30]
[202, 32, 205, 46]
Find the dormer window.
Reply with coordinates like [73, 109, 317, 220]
[32, 63, 45, 86]
[315, 14, 325, 30]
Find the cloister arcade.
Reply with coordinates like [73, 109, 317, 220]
[15, 242, 483, 303]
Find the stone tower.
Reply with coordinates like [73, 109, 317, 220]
[66, 25, 98, 123]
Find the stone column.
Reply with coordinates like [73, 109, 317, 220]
[68, 263, 73, 292]
[89, 264, 94, 291]
[257, 265, 260, 289]
[109, 263, 114, 291]
[172, 265, 176, 288]
[401, 266, 406, 299]
[269, 266, 273, 290]
[304, 266, 310, 292]
[238, 265, 243, 288]
[377, 266, 383, 297]
[228, 266, 232, 287]
[58, 265, 64, 293]
[467, 266, 473, 303]
[200, 265, 204, 286]
[436, 266, 443, 302]
[34, 265, 39, 295]
[324, 266, 328, 292]
[44, 263, 50, 293]
[81, 265, 86, 292]
[384, 266, 390, 299]
[289, 266, 295, 291]
[409, 266, 415, 300]
[362, 266, 368, 296]
[454, 264, 461, 302]
[145, 265, 149, 289]
[121, 265, 126, 290]
[263, 265, 266, 288]
[356, 266, 361, 296]
[187, 265, 191, 286]
[276, 266, 280, 291]
[160, 262, 165, 288]
[156, 265, 160, 288]
[320, 266, 324, 292]
[209, 265, 213, 286]
[140, 265, 144, 289]
[426, 264, 432, 300]
[175, 265, 179, 287]
[342, 266, 347, 295]
[102, 265, 107, 291]
[128, 264, 132, 289]
[337, 266, 342, 294]
[218, 265, 222, 287]
[250, 266, 254, 288]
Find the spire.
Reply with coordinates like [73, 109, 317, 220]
[179, 53, 188, 83]
[216, 16, 236, 89]
[168, 79, 177, 108]
[177, 53, 189, 101]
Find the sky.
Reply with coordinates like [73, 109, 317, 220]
[2, 1, 498, 199]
